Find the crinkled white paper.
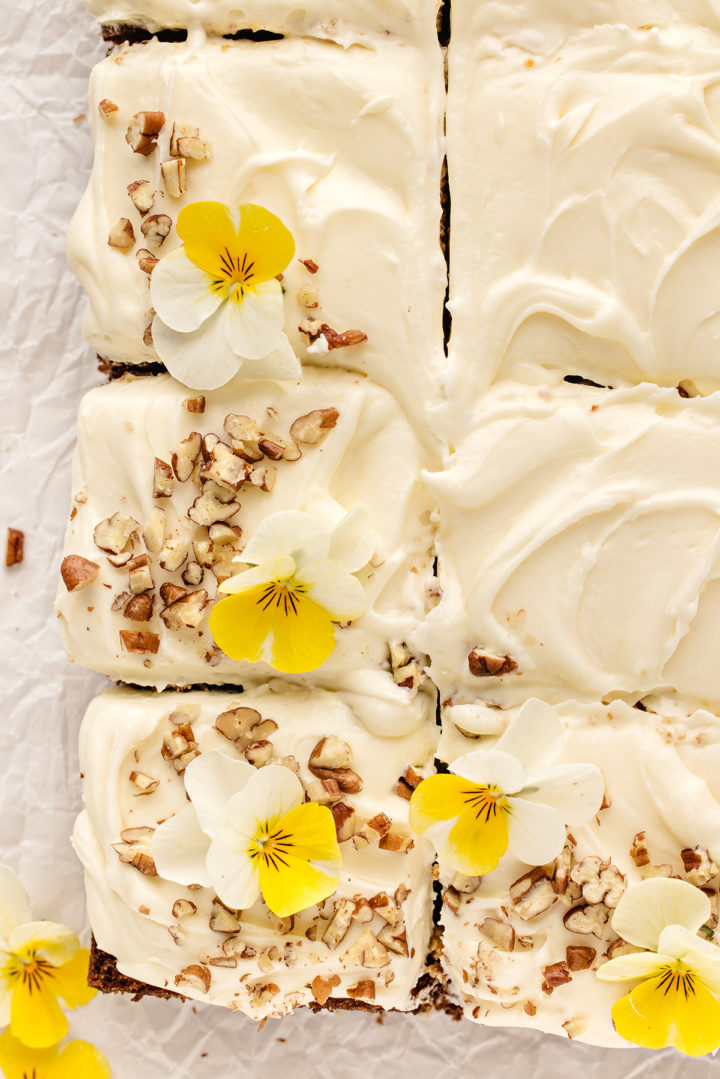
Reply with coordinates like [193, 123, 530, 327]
[1, 2, 719, 1074]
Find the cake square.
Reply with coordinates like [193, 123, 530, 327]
[68, 34, 446, 440]
[73, 684, 439, 1018]
[446, 5, 720, 412]
[418, 382, 720, 713]
[81, 0, 442, 49]
[57, 370, 436, 701]
[435, 697, 720, 1045]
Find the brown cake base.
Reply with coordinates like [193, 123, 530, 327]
[87, 932, 458, 1017]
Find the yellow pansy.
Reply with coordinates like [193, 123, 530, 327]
[209, 508, 375, 674]
[409, 699, 605, 877]
[0, 867, 96, 1049]
[152, 751, 342, 918]
[598, 877, 720, 1056]
[150, 201, 299, 390]
[0, 1031, 110, 1079]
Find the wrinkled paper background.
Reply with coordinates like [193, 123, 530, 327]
[1, 2, 718, 1075]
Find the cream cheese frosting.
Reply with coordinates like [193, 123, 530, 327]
[446, 13, 720, 405]
[57, 370, 436, 702]
[67, 35, 446, 446]
[417, 382, 720, 713]
[437, 698, 720, 1046]
[73, 684, 438, 1017]
[82, 0, 441, 50]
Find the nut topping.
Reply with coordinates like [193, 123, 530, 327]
[352, 814, 392, 851]
[183, 395, 205, 414]
[172, 899, 197, 919]
[570, 858, 626, 908]
[468, 648, 518, 677]
[331, 802, 356, 843]
[119, 630, 159, 655]
[682, 847, 719, 887]
[153, 457, 174, 498]
[98, 99, 118, 119]
[161, 158, 187, 198]
[346, 980, 375, 1001]
[141, 214, 172, 249]
[563, 904, 610, 937]
[112, 826, 156, 876]
[188, 491, 240, 527]
[171, 432, 202, 482]
[143, 507, 166, 554]
[175, 964, 211, 994]
[130, 770, 158, 796]
[566, 945, 596, 971]
[6, 528, 24, 567]
[289, 409, 339, 445]
[127, 553, 154, 594]
[93, 513, 139, 555]
[541, 961, 572, 994]
[107, 218, 135, 250]
[124, 593, 153, 621]
[125, 111, 165, 155]
[509, 868, 557, 921]
[137, 249, 159, 275]
[394, 765, 422, 801]
[341, 930, 390, 970]
[630, 831, 650, 868]
[127, 180, 154, 215]
[310, 974, 341, 1005]
[60, 555, 99, 592]
[160, 590, 210, 631]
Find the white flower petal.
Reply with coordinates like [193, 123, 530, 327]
[150, 248, 222, 332]
[218, 557, 295, 595]
[206, 825, 261, 911]
[151, 805, 212, 887]
[223, 279, 285, 361]
[495, 698, 564, 771]
[227, 764, 305, 831]
[328, 507, 377, 572]
[507, 797, 567, 866]
[0, 865, 32, 937]
[152, 310, 241, 391]
[657, 925, 720, 994]
[596, 950, 669, 983]
[611, 878, 711, 951]
[242, 512, 329, 566]
[450, 749, 525, 794]
[184, 751, 255, 838]
[294, 559, 367, 621]
[8, 922, 78, 966]
[519, 762, 605, 825]
[237, 335, 301, 380]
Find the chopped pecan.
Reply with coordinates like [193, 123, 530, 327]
[290, 409, 339, 445]
[61, 554, 99, 592]
[6, 528, 24, 566]
[119, 630, 159, 654]
[468, 648, 517, 677]
[509, 868, 557, 921]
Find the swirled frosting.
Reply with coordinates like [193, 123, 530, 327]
[57, 370, 436, 706]
[73, 684, 438, 1017]
[437, 698, 720, 1045]
[417, 382, 720, 712]
[446, 13, 720, 405]
[67, 35, 446, 446]
[81, 0, 441, 49]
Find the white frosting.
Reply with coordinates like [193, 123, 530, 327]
[81, 0, 441, 50]
[417, 382, 720, 712]
[438, 699, 720, 1045]
[446, 14, 720, 406]
[73, 684, 438, 1017]
[67, 35, 446, 447]
[57, 370, 436, 703]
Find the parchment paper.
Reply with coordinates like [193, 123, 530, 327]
[1, 1, 718, 1074]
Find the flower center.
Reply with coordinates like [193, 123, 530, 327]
[210, 247, 256, 301]
[462, 784, 508, 822]
[248, 820, 294, 870]
[657, 961, 699, 1000]
[256, 579, 306, 617]
[3, 949, 54, 994]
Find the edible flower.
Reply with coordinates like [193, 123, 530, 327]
[152, 752, 342, 918]
[409, 699, 605, 876]
[0, 1031, 110, 1079]
[0, 866, 96, 1049]
[209, 508, 375, 674]
[150, 201, 300, 389]
[597, 877, 720, 1056]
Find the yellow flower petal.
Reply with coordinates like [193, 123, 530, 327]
[177, 201, 294, 287]
[10, 970, 69, 1048]
[236, 204, 295, 285]
[409, 773, 510, 876]
[49, 948, 96, 1010]
[209, 585, 337, 674]
[0, 1029, 57, 1079]
[612, 966, 720, 1056]
[252, 803, 341, 917]
[176, 201, 237, 279]
[50, 1040, 111, 1079]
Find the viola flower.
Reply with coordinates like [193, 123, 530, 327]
[208, 508, 376, 674]
[0, 1031, 110, 1079]
[150, 201, 300, 390]
[409, 699, 605, 876]
[0, 866, 96, 1049]
[152, 751, 342, 918]
[597, 877, 720, 1056]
